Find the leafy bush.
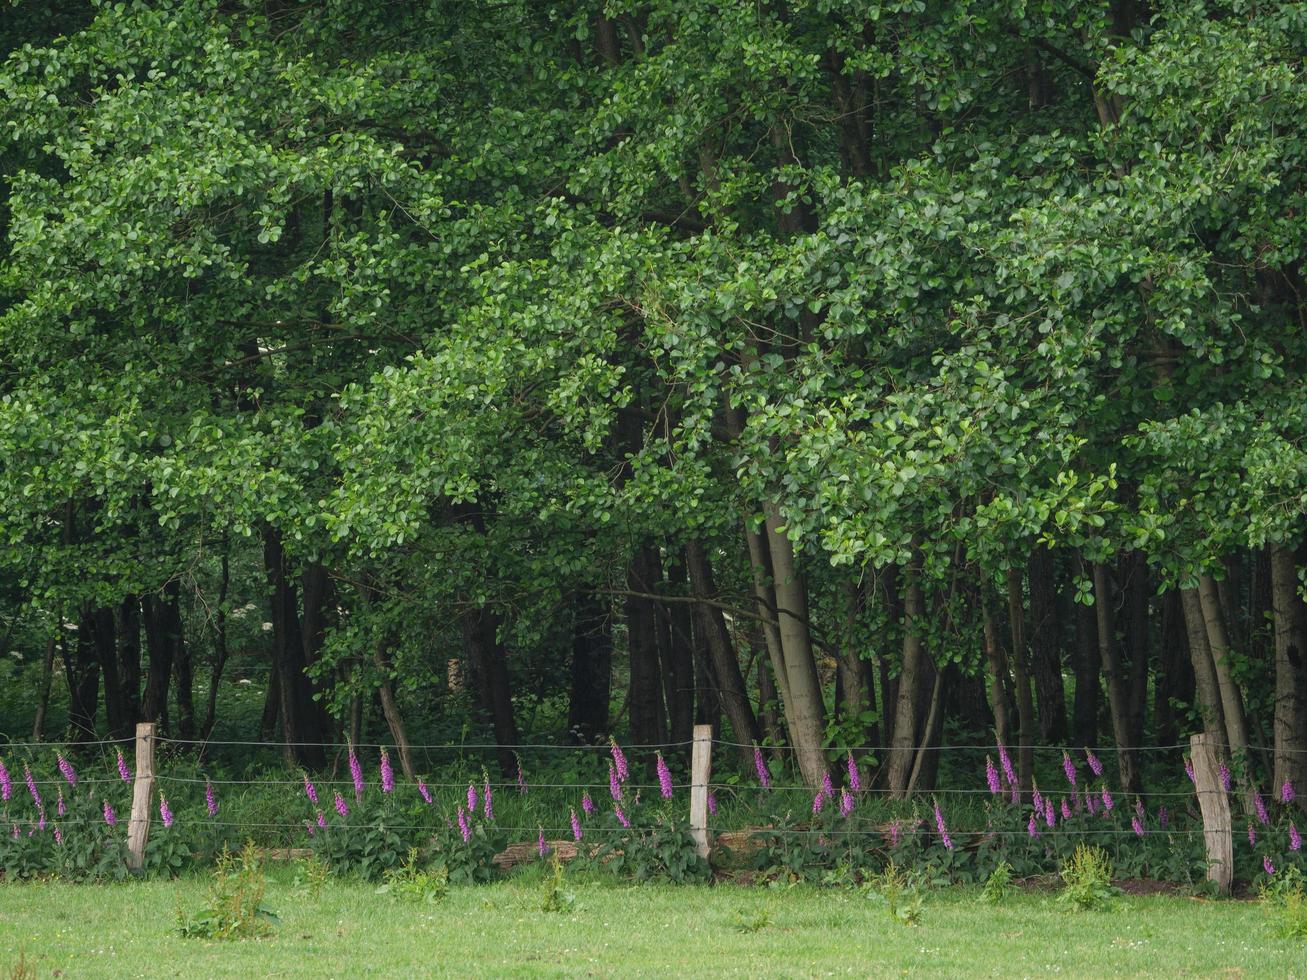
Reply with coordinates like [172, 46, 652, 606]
[1058, 844, 1119, 912]
[1260, 865, 1307, 939]
[864, 860, 924, 926]
[982, 859, 1013, 904]
[375, 848, 448, 904]
[177, 844, 279, 940]
[539, 851, 575, 913]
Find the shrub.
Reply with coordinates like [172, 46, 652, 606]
[1260, 865, 1307, 939]
[1058, 844, 1119, 912]
[177, 843, 279, 940]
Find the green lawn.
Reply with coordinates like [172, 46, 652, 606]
[0, 869, 1302, 978]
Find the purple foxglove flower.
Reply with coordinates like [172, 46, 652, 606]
[934, 800, 953, 850]
[1061, 798, 1072, 821]
[1043, 797, 1055, 828]
[1027, 812, 1039, 839]
[610, 739, 629, 783]
[36, 812, 45, 832]
[615, 804, 630, 828]
[1158, 805, 1168, 830]
[56, 752, 76, 787]
[1291, 823, 1303, 852]
[1255, 791, 1269, 826]
[1218, 762, 1230, 793]
[53, 826, 63, 845]
[1086, 792, 1097, 817]
[1032, 785, 1043, 815]
[1249, 823, 1257, 846]
[418, 779, 432, 804]
[811, 788, 825, 815]
[303, 772, 319, 805]
[56, 789, 65, 818]
[821, 770, 834, 802]
[1010, 786, 1019, 805]
[349, 745, 365, 800]
[838, 788, 854, 818]
[581, 791, 595, 815]
[116, 749, 132, 783]
[103, 801, 117, 825]
[985, 757, 1001, 795]
[334, 791, 349, 817]
[159, 793, 174, 829]
[205, 779, 218, 817]
[1101, 787, 1113, 812]
[1062, 753, 1077, 787]
[1184, 757, 1195, 784]
[1282, 780, 1295, 805]
[467, 781, 478, 813]
[380, 749, 394, 794]
[0, 760, 9, 801]
[708, 791, 717, 816]
[1131, 815, 1144, 837]
[516, 759, 528, 795]
[754, 745, 772, 789]
[1264, 855, 1276, 876]
[888, 821, 901, 847]
[1085, 749, 1103, 778]
[657, 753, 674, 799]
[316, 810, 327, 830]
[305, 819, 316, 837]
[848, 753, 862, 793]
[23, 764, 41, 809]
[457, 805, 471, 843]
[483, 776, 495, 821]
[538, 827, 549, 857]
[609, 762, 623, 802]
[571, 808, 582, 842]
[1135, 798, 1145, 819]
[997, 740, 1017, 788]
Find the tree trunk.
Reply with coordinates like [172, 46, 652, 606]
[202, 551, 229, 740]
[65, 611, 101, 743]
[660, 551, 697, 746]
[886, 559, 928, 796]
[118, 595, 141, 722]
[567, 590, 612, 744]
[1007, 567, 1037, 794]
[1093, 561, 1140, 793]
[373, 637, 415, 779]
[141, 593, 175, 731]
[460, 605, 518, 776]
[1154, 589, 1192, 747]
[259, 666, 280, 742]
[836, 578, 877, 749]
[263, 526, 327, 768]
[1072, 584, 1100, 748]
[625, 544, 668, 748]
[982, 601, 1010, 746]
[1198, 574, 1251, 764]
[1181, 586, 1226, 740]
[1271, 544, 1307, 801]
[32, 635, 56, 741]
[90, 605, 130, 740]
[1027, 546, 1066, 742]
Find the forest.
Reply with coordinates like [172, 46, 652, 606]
[0, 0, 1304, 807]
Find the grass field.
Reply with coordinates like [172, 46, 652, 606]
[1, 866, 1303, 978]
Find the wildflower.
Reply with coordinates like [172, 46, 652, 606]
[1255, 791, 1269, 826]
[1264, 855, 1276, 876]
[116, 749, 132, 783]
[159, 793, 174, 829]
[847, 752, 862, 793]
[985, 756, 1001, 795]
[334, 791, 349, 817]
[1218, 762, 1230, 793]
[571, 808, 582, 842]
[615, 804, 630, 828]
[349, 744, 365, 800]
[1085, 748, 1103, 777]
[838, 788, 854, 818]
[1282, 780, 1296, 806]
[316, 810, 327, 830]
[303, 772, 319, 805]
[1027, 812, 1039, 839]
[1131, 815, 1144, 837]
[1032, 784, 1043, 815]
[0, 760, 9, 801]
[56, 752, 76, 787]
[483, 775, 495, 821]
[418, 779, 432, 804]
[467, 781, 478, 813]
[1010, 785, 1019, 805]
[708, 791, 717, 816]
[1183, 757, 1195, 784]
[656, 752, 674, 799]
[581, 791, 595, 815]
[997, 740, 1017, 787]
[36, 813, 44, 832]
[1135, 798, 1145, 819]
[609, 762, 623, 802]
[610, 738, 629, 782]
[1062, 752, 1076, 787]
[57, 789, 65, 818]
[457, 805, 471, 843]
[888, 820, 901, 847]
[538, 827, 549, 857]
[1043, 796, 1055, 828]
[380, 748, 394, 794]
[53, 826, 63, 845]
[1100, 787, 1113, 812]
[812, 787, 825, 815]
[934, 800, 953, 850]
[1158, 805, 1168, 830]
[1291, 823, 1302, 853]
[821, 770, 834, 802]
[1061, 798, 1072, 822]
[1086, 792, 1097, 817]
[753, 745, 771, 789]
[516, 758, 528, 795]
[23, 764, 41, 809]
[305, 819, 315, 837]
[103, 801, 117, 826]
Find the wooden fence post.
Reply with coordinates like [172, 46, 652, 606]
[126, 722, 156, 872]
[690, 724, 713, 860]
[1190, 732, 1232, 896]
